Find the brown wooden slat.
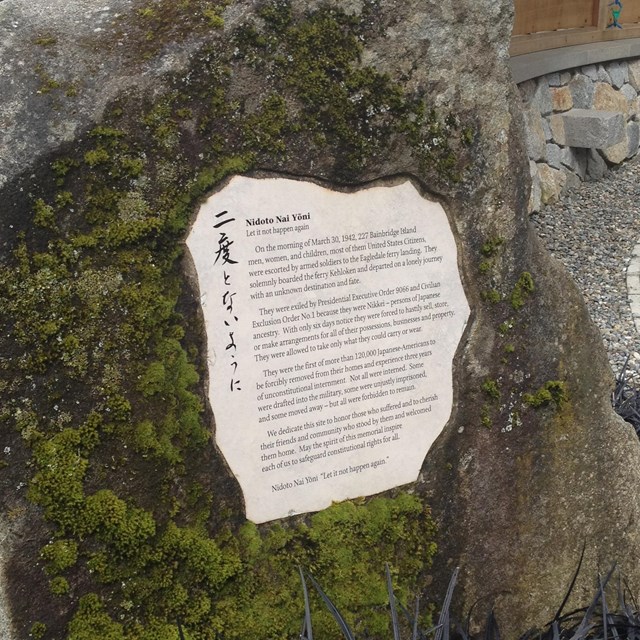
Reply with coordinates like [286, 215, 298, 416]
[513, 0, 597, 35]
[509, 24, 640, 55]
[620, 0, 640, 25]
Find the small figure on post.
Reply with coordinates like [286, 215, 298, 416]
[608, 0, 623, 28]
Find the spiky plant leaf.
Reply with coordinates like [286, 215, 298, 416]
[306, 571, 356, 640]
[434, 568, 459, 640]
[299, 566, 313, 640]
[386, 563, 401, 640]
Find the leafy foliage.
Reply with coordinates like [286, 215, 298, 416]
[0, 1, 458, 637]
[215, 495, 437, 639]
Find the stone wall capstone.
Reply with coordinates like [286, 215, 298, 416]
[521, 59, 640, 211]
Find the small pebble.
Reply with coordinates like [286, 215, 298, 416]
[531, 157, 640, 384]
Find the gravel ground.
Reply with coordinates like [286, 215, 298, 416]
[531, 158, 640, 384]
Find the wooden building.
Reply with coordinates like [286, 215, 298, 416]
[512, 0, 640, 55]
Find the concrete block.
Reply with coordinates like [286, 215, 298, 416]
[627, 256, 640, 276]
[561, 109, 625, 149]
[586, 149, 608, 180]
[627, 275, 640, 297]
[569, 74, 594, 109]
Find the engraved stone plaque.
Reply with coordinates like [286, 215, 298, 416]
[186, 176, 470, 523]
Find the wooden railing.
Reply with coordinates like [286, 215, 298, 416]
[511, 0, 640, 55]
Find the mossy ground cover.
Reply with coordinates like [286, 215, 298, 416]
[0, 1, 470, 637]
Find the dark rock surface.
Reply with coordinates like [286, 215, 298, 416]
[2, 0, 640, 638]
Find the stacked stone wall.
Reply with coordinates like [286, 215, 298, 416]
[521, 59, 640, 211]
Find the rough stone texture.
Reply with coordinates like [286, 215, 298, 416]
[0, 0, 205, 189]
[0, 518, 18, 640]
[542, 117, 553, 141]
[581, 64, 598, 81]
[587, 148, 609, 180]
[519, 78, 537, 105]
[537, 162, 566, 203]
[564, 170, 581, 191]
[3, 1, 640, 639]
[629, 59, 640, 90]
[621, 83, 638, 103]
[561, 109, 625, 148]
[528, 160, 542, 213]
[551, 86, 573, 112]
[597, 64, 612, 83]
[531, 77, 553, 115]
[594, 81, 630, 115]
[561, 146, 587, 179]
[545, 142, 562, 168]
[608, 60, 628, 89]
[523, 108, 547, 161]
[549, 113, 566, 145]
[628, 121, 640, 157]
[569, 73, 595, 109]
[602, 135, 629, 164]
[547, 72, 561, 87]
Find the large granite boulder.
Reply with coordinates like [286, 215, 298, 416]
[1, 0, 640, 638]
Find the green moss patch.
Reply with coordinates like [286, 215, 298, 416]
[0, 1, 459, 636]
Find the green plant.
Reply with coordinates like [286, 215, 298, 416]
[523, 380, 567, 408]
[481, 404, 492, 428]
[481, 236, 504, 257]
[1, 3, 466, 636]
[482, 289, 501, 303]
[203, 7, 224, 27]
[33, 198, 56, 229]
[511, 272, 535, 310]
[498, 319, 514, 335]
[482, 379, 500, 400]
[50, 576, 70, 596]
[34, 64, 61, 94]
[294, 564, 459, 640]
[84, 148, 111, 167]
[67, 594, 126, 640]
[41, 539, 79, 575]
[30, 622, 47, 639]
[35, 35, 57, 47]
